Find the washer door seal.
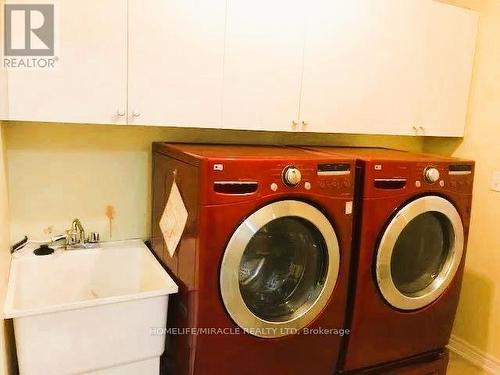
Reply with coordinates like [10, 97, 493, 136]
[220, 200, 340, 338]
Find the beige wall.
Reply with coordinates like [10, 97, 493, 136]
[0, 123, 12, 375]
[425, 0, 500, 360]
[3, 122, 423, 244]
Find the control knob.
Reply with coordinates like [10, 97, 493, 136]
[283, 166, 302, 186]
[424, 167, 440, 183]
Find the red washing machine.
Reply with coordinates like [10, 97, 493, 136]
[151, 143, 356, 375]
[304, 147, 474, 373]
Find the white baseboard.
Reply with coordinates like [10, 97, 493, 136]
[448, 334, 500, 374]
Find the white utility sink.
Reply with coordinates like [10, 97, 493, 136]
[4, 240, 178, 375]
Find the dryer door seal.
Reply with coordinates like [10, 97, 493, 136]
[220, 200, 340, 338]
[376, 196, 464, 310]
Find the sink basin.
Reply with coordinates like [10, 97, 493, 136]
[4, 240, 178, 375]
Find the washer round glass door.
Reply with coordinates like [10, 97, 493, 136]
[376, 196, 464, 310]
[220, 200, 340, 338]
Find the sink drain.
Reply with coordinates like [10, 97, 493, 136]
[34, 244, 55, 256]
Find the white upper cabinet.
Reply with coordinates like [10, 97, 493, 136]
[299, 0, 477, 137]
[128, 0, 226, 128]
[1, 0, 128, 124]
[222, 0, 305, 131]
[0, 0, 477, 137]
[300, 0, 424, 135]
[417, 1, 478, 137]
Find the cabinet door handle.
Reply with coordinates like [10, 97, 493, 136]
[418, 126, 425, 135]
[132, 110, 141, 117]
[292, 121, 298, 128]
[302, 121, 308, 126]
[412, 125, 418, 135]
[117, 109, 126, 117]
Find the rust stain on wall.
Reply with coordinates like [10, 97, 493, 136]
[43, 225, 54, 236]
[105, 205, 116, 238]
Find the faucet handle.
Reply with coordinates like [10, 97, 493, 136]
[66, 230, 79, 246]
[88, 232, 100, 244]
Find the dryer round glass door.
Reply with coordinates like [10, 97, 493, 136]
[376, 196, 464, 310]
[220, 200, 340, 338]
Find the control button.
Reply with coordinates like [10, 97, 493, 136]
[304, 182, 311, 190]
[282, 166, 302, 186]
[424, 167, 440, 183]
[270, 183, 278, 192]
[319, 180, 326, 189]
[439, 180, 445, 187]
[415, 180, 421, 188]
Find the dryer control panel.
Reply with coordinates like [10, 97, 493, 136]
[414, 163, 474, 194]
[363, 160, 475, 198]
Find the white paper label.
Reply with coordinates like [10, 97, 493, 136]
[345, 201, 353, 215]
[159, 179, 188, 257]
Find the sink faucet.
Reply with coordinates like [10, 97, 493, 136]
[65, 218, 100, 249]
[10, 219, 100, 254]
[66, 218, 86, 248]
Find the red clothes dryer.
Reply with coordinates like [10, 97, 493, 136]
[151, 143, 356, 375]
[305, 147, 474, 373]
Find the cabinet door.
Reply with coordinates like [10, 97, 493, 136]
[417, 1, 478, 137]
[222, 0, 305, 131]
[300, 0, 424, 135]
[128, 0, 226, 128]
[0, 3, 6, 115]
[1, 0, 127, 124]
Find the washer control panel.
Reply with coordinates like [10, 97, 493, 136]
[316, 163, 352, 191]
[206, 158, 354, 204]
[282, 166, 302, 186]
[424, 167, 440, 183]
